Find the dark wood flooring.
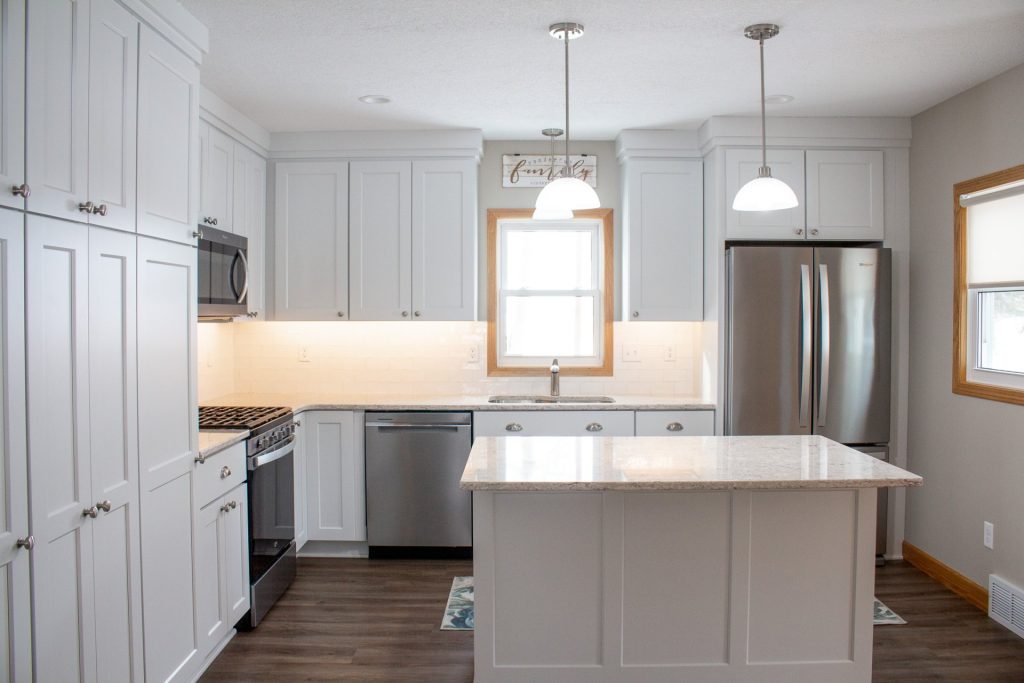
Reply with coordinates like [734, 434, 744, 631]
[201, 558, 1024, 682]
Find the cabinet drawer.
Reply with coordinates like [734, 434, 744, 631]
[635, 410, 715, 436]
[473, 411, 635, 437]
[195, 440, 246, 508]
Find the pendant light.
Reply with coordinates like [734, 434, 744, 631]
[732, 23, 799, 212]
[533, 128, 572, 220]
[533, 22, 600, 220]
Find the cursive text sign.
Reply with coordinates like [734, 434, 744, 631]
[501, 154, 597, 188]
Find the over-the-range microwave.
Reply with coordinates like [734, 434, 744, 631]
[197, 224, 249, 319]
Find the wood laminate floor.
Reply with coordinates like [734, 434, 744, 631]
[201, 558, 1024, 682]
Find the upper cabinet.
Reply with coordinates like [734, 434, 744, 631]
[0, 0, 25, 211]
[232, 143, 267, 317]
[622, 158, 703, 321]
[724, 148, 884, 241]
[199, 121, 235, 231]
[137, 24, 200, 245]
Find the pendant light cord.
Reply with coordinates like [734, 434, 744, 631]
[759, 36, 767, 171]
[564, 28, 571, 178]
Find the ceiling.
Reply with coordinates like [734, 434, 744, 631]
[180, 0, 1024, 139]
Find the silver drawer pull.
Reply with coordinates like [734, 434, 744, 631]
[220, 500, 237, 514]
[666, 422, 684, 432]
[220, 465, 232, 479]
[505, 422, 523, 432]
[82, 506, 98, 519]
[585, 423, 603, 432]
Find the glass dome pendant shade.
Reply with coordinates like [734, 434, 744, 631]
[533, 22, 600, 220]
[732, 23, 798, 212]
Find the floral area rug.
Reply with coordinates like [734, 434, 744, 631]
[441, 576, 474, 630]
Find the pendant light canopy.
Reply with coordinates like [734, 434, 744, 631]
[732, 23, 799, 212]
[533, 22, 600, 220]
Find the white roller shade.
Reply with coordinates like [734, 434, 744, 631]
[967, 190, 1024, 288]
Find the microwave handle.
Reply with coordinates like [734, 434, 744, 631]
[236, 249, 249, 304]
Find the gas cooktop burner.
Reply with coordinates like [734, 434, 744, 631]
[198, 405, 291, 431]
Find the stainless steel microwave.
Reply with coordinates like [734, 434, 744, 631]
[197, 225, 249, 318]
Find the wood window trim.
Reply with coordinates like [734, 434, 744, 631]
[487, 208, 614, 377]
[952, 163, 1024, 405]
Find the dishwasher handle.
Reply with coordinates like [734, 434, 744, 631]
[366, 423, 467, 431]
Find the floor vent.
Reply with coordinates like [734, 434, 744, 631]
[989, 575, 1024, 639]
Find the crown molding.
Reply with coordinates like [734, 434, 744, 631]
[200, 86, 271, 156]
[269, 129, 484, 162]
[698, 116, 912, 155]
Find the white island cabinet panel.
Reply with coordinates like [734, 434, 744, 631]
[137, 25, 199, 245]
[0, 210, 30, 682]
[0, 0, 25, 211]
[635, 410, 714, 436]
[473, 410, 635, 437]
[273, 161, 349, 320]
[725, 148, 806, 240]
[806, 150, 884, 241]
[303, 411, 366, 542]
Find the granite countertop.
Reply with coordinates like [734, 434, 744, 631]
[197, 430, 248, 458]
[201, 392, 715, 412]
[459, 435, 923, 492]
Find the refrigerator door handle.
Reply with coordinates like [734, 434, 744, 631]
[818, 263, 831, 427]
[799, 264, 812, 428]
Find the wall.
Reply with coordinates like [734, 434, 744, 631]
[197, 320, 702, 401]
[477, 140, 620, 319]
[907, 62, 1024, 588]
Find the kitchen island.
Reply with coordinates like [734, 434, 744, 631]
[460, 435, 922, 683]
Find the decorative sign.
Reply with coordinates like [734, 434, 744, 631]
[501, 154, 597, 189]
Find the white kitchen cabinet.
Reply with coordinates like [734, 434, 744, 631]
[0, 0, 25, 211]
[724, 148, 807, 240]
[196, 483, 249, 655]
[622, 158, 703, 321]
[294, 416, 308, 550]
[274, 161, 349, 320]
[0, 209, 30, 682]
[634, 410, 715, 436]
[412, 159, 477, 321]
[199, 121, 235, 231]
[473, 411, 636, 437]
[303, 411, 366, 542]
[25, 0, 89, 221]
[137, 24, 200, 245]
[349, 160, 412, 320]
[806, 150, 884, 240]
[231, 143, 267, 317]
[137, 235, 199, 683]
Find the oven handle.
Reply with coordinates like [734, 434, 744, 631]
[249, 438, 295, 471]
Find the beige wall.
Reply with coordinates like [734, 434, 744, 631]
[477, 140, 621, 320]
[907, 62, 1024, 588]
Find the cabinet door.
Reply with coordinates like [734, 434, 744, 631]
[195, 497, 228, 654]
[349, 161, 411, 320]
[0, 0, 25, 211]
[25, 0, 89, 221]
[294, 417, 308, 550]
[223, 485, 250, 625]
[25, 216, 96, 683]
[304, 411, 366, 542]
[412, 159, 476, 321]
[232, 144, 267, 318]
[137, 25, 199, 245]
[137, 236, 197, 492]
[88, 227, 144, 682]
[274, 161, 349, 320]
[624, 159, 703, 321]
[806, 150, 884, 241]
[200, 123, 234, 231]
[635, 410, 715, 436]
[724, 148, 806, 240]
[0, 209, 30, 682]
[87, 0, 138, 232]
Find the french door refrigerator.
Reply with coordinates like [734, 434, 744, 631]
[725, 245, 892, 557]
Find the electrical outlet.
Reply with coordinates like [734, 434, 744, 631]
[664, 345, 678, 362]
[622, 345, 641, 362]
[984, 521, 994, 550]
[468, 345, 479, 363]
[298, 345, 311, 363]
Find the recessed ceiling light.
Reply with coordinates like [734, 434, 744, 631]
[764, 94, 795, 105]
[359, 95, 391, 104]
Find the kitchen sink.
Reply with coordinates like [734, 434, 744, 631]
[487, 395, 616, 404]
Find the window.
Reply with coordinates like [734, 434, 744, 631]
[487, 208, 613, 376]
[953, 165, 1024, 404]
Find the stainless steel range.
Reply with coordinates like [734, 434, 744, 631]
[199, 405, 297, 627]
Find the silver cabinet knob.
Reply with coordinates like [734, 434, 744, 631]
[585, 423, 604, 432]
[337, 311, 345, 318]
[92, 203, 108, 216]
[666, 422, 684, 432]
[401, 311, 409, 318]
[96, 500, 112, 512]
[195, 453, 207, 464]
[220, 500, 238, 513]
[505, 423, 524, 432]
[794, 228, 804, 236]
[220, 465, 231, 479]
[632, 311, 639, 318]
[809, 228, 819, 236]
[78, 201, 95, 214]
[414, 311, 421, 317]
[82, 506, 98, 519]
[15, 535, 34, 550]
[192, 229, 204, 239]
[11, 183, 30, 198]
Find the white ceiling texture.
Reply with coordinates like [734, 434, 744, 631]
[180, 0, 1024, 139]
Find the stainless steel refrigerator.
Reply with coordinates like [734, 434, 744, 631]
[725, 245, 892, 557]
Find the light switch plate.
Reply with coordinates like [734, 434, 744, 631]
[984, 521, 994, 549]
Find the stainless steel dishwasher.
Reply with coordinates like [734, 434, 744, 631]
[365, 412, 473, 556]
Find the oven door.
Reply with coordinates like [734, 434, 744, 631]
[198, 225, 249, 317]
[248, 438, 295, 582]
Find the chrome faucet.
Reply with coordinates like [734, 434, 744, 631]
[550, 358, 560, 397]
